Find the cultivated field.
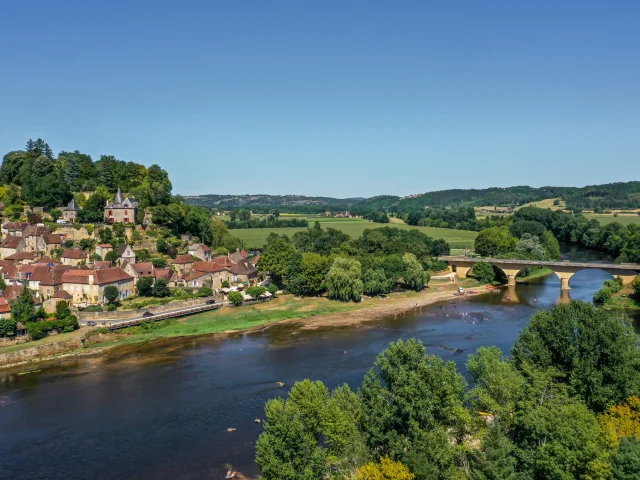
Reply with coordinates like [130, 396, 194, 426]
[230, 216, 477, 249]
[584, 214, 640, 226]
[517, 198, 566, 210]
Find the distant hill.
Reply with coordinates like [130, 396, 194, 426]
[184, 181, 640, 212]
[184, 194, 364, 211]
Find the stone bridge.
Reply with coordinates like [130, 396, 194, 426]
[438, 256, 640, 290]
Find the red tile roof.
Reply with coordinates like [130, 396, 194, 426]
[52, 289, 73, 299]
[153, 268, 175, 282]
[183, 271, 207, 282]
[212, 256, 233, 268]
[0, 297, 10, 314]
[230, 258, 258, 276]
[93, 261, 112, 270]
[192, 261, 227, 273]
[97, 244, 113, 248]
[34, 257, 60, 265]
[131, 262, 154, 276]
[61, 249, 86, 259]
[61, 267, 133, 285]
[5, 252, 37, 261]
[173, 254, 195, 265]
[42, 234, 63, 245]
[1, 236, 23, 249]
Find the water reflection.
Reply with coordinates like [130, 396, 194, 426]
[0, 260, 636, 479]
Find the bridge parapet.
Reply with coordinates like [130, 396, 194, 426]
[439, 256, 640, 290]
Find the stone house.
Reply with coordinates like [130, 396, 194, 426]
[23, 225, 52, 251]
[1, 221, 30, 237]
[60, 267, 134, 305]
[172, 254, 195, 275]
[95, 244, 114, 259]
[38, 265, 82, 300]
[117, 244, 136, 264]
[104, 187, 138, 224]
[61, 248, 87, 266]
[229, 258, 259, 285]
[229, 248, 249, 264]
[62, 198, 81, 223]
[0, 236, 26, 259]
[188, 244, 211, 261]
[181, 262, 232, 289]
[40, 234, 65, 256]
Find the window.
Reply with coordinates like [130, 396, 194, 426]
[125, 210, 128, 215]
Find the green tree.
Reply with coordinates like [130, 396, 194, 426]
[227, 290, 243, 306]
[612, 436, 640, 480]
[402, 253, 429, 291]
[258, 234, 298, 286]
[285, 252, 331, 295]
[512, 301, 640, 412]
[136, 276, 154, 297]
[359, 339, 468, 478]
[99, 226, 113, 244]
[514, 393, 609, 480]
[103, 285, 119, 304]
[470, 424, 517, 480]
[632, 276, 640, 301]
[0, 318, 17, 336]
[470, 261, 496, 284]
[514, 233, 545, 260]
[49, 209, 62, 222]
[474, 228, 517, 257]
[466, 346, 524, 429]
[541, 230, 561, 260]
[363, 268, 392, 295]
[10, 283, 36, 324]
[197, 286, 213, 297]
[152, 278, 170, 298]
[255, 396, 327, 480]
[325, 257, 363, 302]
[105, 250, 119, 264]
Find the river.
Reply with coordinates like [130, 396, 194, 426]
[0, 247, 637, 479]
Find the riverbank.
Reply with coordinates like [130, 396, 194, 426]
[0, 280, 486, 369]
[516, 267, 553, 282]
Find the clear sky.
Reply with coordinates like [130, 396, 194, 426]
[1, 1, 639, 198]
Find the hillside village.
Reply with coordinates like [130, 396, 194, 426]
[0, 186, 260, 320]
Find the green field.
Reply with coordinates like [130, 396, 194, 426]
[230, 217, 477, 249]
[584, 214, 640, 226]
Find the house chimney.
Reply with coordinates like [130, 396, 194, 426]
[89, 274, 94, 285]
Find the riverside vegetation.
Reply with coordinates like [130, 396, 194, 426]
[254, 301, 640, 480]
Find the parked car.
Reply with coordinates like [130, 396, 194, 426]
[206, 299, 216, 305]
[142, 311, 154, 318]
[87, 321, 97, 327]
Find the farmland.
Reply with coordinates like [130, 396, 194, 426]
[584, 213, 640, 226]
[229, 216, 478, 249]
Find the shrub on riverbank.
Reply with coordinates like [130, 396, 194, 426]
[227, 291, 243, 306]
[593, 277, 624, 305]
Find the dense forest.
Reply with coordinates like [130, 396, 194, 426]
[186, 182, 640, 214]
[0, 138, 172, 212]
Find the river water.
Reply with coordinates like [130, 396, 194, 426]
[0, 247, 637, 479]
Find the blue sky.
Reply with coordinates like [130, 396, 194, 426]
[1, 1, 639, 198]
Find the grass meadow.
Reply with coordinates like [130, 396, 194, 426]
[229, 216, 478, 249]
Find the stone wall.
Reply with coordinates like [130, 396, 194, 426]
[76, 297, 213, 321]
[0, 336, 84, 367]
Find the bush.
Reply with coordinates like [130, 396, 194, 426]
[633, 276, 640, 300]
[268, 284, 278, 296]
[104, 285, 119, 304]
[152, 278, 171, 298]
[227, 291, 244, 306]
[592, 287, 612, 305]
[197, 286, 213, 297]
[106, 303, 117, 311]
[222, 280, 230, 288]
[151, 258, 167, 268]
[84, 305, 103, 312]
[470, 261, 496, 284]
[25, 315, 79, 340]
[246, 286, 267, 298]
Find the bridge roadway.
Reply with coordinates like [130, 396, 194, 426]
[439, 256, 640, 290]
